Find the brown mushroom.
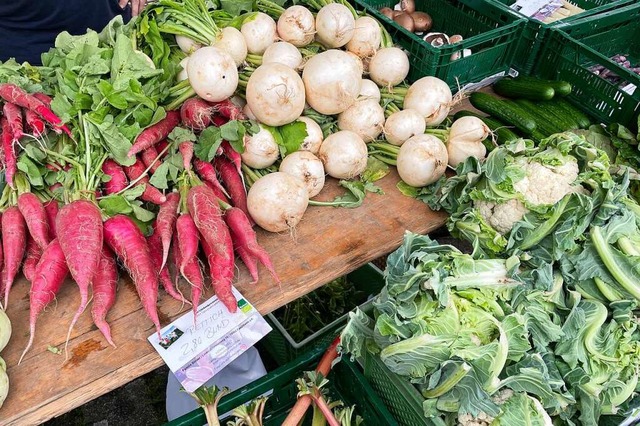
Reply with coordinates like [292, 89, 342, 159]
[400, 0, 416, 14]
[379, 7, 395, 19]
[449, 34, 464, 44]
[394, 13, 415, 32]
[423, 32, 449, 47]
[411, 12, 433, 32]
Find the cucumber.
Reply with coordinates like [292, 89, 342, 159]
[493, 77, 556, 101]
[470, 92, 537, 135]
[512, 100, 562, 137]
[515, 99, 576, 133]
[512, 76, 572, 97]
[453, 110, 520, 145]
[553, 99, 591, 128]
[539, 101, 581, 130]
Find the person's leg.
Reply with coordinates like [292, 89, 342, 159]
[165, 347, 267, 421]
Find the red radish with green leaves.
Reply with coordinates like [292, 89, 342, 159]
[44, 200, 59, 240]
[92, 245, 118, 348]
[141, 146, 162, 174]
[156, 192, 180, 269]
[18, 192, 50, 250]
[209, 99, 246, 120]
[193, 159, 227, 195]
[216, 156, 252, 225]
[128, 110, 180, 157]
[102, 159, 129, 195]
[3, 102, 24, 140]
[187, 185, 237, 312]
[179, 142, 194, 172]
[180, 98, 213, 130]
[147, 222, 188, 304]
[2, 206, 27, 306]
[23, 237, 42, 283]
[172, 231, 203, 321]
[0, 83, 71, 136]
[235, 243, 259, 284]
[57, 200, 104, 351]
[176, 213, 199, 277]
[1, 116, 16, 188]
[25, 109, 45, 137]
[18, 238, 69, 364]
[124, 159, 167, 205]
[103, 214, 161, 335]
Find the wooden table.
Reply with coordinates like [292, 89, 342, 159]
[0, 168, 447, 425]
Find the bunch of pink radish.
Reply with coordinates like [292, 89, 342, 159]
[0, 94, 280, 364]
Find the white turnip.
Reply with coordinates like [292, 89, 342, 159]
[397, 134, 448, 187]
[337, 99, 385, 142]
[315, 3, 355, 48]
[280, 151, 325, 198]
[213, 27, 248, 67]
[241, 126, 280, 169]
[359, 79, 381, 102]
[247, 172, 309, 233]
[243, 103, 257, 120]
[262, 42, 303, 70]
[277, 5, 315, 47]
[369, 47, 410, 87]
[403, 76, 452, 126]
[297, 117, 324, 154]
[176, 35, 202, 54]
[318, 130, 368, 179]
[302, 49, 362, 115]
[447, 116, 489, 167]
[187, 47, 238, 102]
[246, 63, 306, 126]
[241, 12, 277, 55]
[384, 109, 426, 146]
[346, 16, 381, 58]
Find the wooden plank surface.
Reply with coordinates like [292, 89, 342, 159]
[0, 167, 447, 425]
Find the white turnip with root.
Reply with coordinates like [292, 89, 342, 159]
[278, 5, 315, 47]
[302, 49, 362, 115]
[403, 76, 452, 126]
[315, 3, 355, 48]
[297, 117, 324, 154]
[213, 27, 248, 67]
[369, 47, 410, 87]
[176, 35, 202, 54]
[447, 116, 489, 167]
[187, 47, 238, 102]
[318, 130, 368, 179]
[177, 57, 189, 82]
[246, 63, 306, 126]
[347, 52, 364, 76]
[397, 134, 448, 187]
[241, 12, 277, 54]
[262, 42, 303, 70]
[384, 109, 426, 146]
[337, 99, 385, 142]
[241, 126, 280, 169]
[247, 172, 309, 233]
[280, 151, 325, 198]
[346, 16, 381, 58]
[359, 79, 381, 101]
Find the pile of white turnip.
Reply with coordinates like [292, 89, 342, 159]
[173, 1, 491, 235]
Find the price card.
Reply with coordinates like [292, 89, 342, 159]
[148, 287, 272, 392]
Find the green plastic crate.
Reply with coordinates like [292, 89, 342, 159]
[487, 0, 635, 74]
[352, 0, 525, 88]
[534, 3, 640, 129]
[165, 345, 399, 426]
[261, 263, 384, 365]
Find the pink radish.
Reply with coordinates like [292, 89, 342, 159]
[156, 140, 170, 159]
[204, 180, 230, 204]
[0, 83, 71, 136]
[92, 245, 118, 348]
[187, 185, 237, 312]
[102, 159, 129, 195]
[179, 141, 194, 172]
[23, 237, 42, 282]
[172, 232, 204, 321]
[180, 98, 213, 130]
[103, 214, 161, 335]
[209, 99, 246, 120]
[2, 206, 26, 306]
[33, 93, 52, 105]
[18, 239, 69, 364]
[124, 159, 167, 205]
[156, 192, 180, 269]
[57, 200, 103, 351]
[17, 192, 50, 250]
[147, 222, 189, 304]
[193, 159, 228, 196]
[44, 200, 59, 240]
[1, 116, 16, 188]
[212, 115, 228, 127]
[225, 207, 279, 283]
[176, 214, 199, 276]
[236, 243, 259, 284]
[222, 141, 243, 176]
[216, 156, 253, 225]
[128, 110, 180, 157]
[3, 102, 24, 140]
[25, 109, 45, 137]
[141, 145, 161, 174]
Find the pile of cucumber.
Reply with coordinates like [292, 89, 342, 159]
[458, 76, 592, 147]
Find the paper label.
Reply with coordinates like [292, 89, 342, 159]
[148, 287, 272, 392]
[510, 0, 561, 18]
